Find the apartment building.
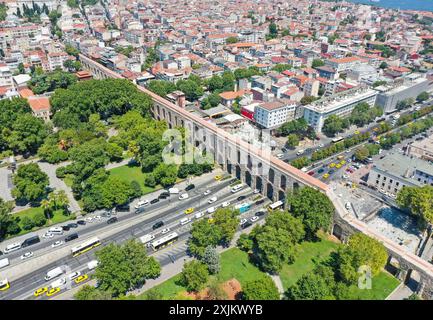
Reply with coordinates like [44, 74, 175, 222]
[254, 100, 297, 130]
[0, 65, 13, 87]
[47, 52, 69, 71]
[303, 87, 377, 132]
[407, 134, 433, 162]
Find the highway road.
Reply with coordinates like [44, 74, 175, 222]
[0, 173, 232, 265]
[0, 180, 266, 300]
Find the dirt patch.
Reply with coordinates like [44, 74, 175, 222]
[183, 278, 243, 300]
[221, 278, 242, 300]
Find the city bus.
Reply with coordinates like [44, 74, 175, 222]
[139, 234, 155, 245]
[267, 200, 284, 212]
[71, 237, 101, 257]
[150, 232, 178, 251]
[331, 136, 344, 144]
[0, 279, 10, 291]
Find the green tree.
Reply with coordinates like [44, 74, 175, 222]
[226, 36, 239, 44]
[207, 279, 228, 300]
[416, 92, 429, 103]
[179, 260, 209, 292]
[12, 163, 49, 203]
[28, 70, 77, 94]
[201, 246, 220, 274]
[286, 134, 300, 148]
[300, 96, 318, 106]
[142, 288, 164, 300]
[176, 79, 204, 101]
[33, 212, 47, 227]
[287, 187, 335, 240]
[213, 208, 238, 245]
[189, 219, 221, 258]
[335, 233, 388, 284]
[354, 146, 369, 162]
[95, 240, 161, 296]
[74, 285, 113, 300]
[21, 216, 35, 230]
[6, 114, 49, 154]
[322, 115, 349, 137]
[312, 59, 325, 68]
[243, 276, 280, 300]
[287, 264, 336, 300]
[397, 185, 433, 229]
[0, 198, 19, 240]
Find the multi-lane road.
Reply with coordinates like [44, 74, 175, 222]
[0, 174, 269, 300]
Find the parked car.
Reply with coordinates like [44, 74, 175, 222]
[51, 240, 64, 248]
[61, 225, 70, 231]
[255, 199, 265, 205]
[237, 195, 246, 201]
[150, 198, 159, 204]
[178, 193, 189, 200]
[208, 196, 217, 204]
[185, 184, 195, 191]
[76, 220, 86, 226]
[250, 216, 259, 223]
[107, 217, 118, 224]
[135, 200, 149, 209]
[255, 211, 266, 217]
[161, 228, 170, 234]
[67, 223, 78, 229]
[241, 221, 253, 229]
[203, 190, 211, 196]
[20, 252, 34, 260]
[239, 219, 247, 226]
[134, 207, 145, 214]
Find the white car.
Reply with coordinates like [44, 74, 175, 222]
[276, 153, 284, 159]
[51, 240, 64, 248]
[178, 193, 189, 200]
[42, 232, 54, 239]
[221, 201, 231, 208]
[94, 215, 102, 221]
[203, 190, 211, 196]
[208, 196, 217, 204]
[68, 271, 81, 281]
[239, 219, 247, 226]
[161, 228, 170, 234]
[253, 189, 260, 194]
[250, 216, 259, 223]
[135, 200, 149, 209]
[180, 218, 191, 226]
[318, 143, 325, 148]
[195, 211, 205, 219]
[206, 207, 215, 214]
[20, 251, 34, 260]
[84, 217, 94, 223]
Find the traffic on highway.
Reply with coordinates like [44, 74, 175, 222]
[0, 172, 275, 300]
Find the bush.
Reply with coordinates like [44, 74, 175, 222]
[55, 166, 66, 179]
[21, 216, 35, 230]
[33, 212, 47, 227]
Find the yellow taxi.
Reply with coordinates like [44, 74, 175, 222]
[34, 287, 48, 297]
[354, 130, 360, 135]
[335, 163, 342, 169]
[74, 274, 89, 284]
[323, 173, 330, 179]
[185, 207, 195, 215]
[373, 127, 379, 132]
[329, 163, 336, 168]
[208, 218, 215, 224]
[0, 279, 10, 291]
[214, 175, 223, 181]
[46, 287, 61, 297]
[340, 160, 346, 165]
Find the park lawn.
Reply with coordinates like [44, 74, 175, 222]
[108, 165, 155, 194]
[136, 274, 186, 300]
[11, 206, 74, 238]
[218, 248, 268, 287]
[279, 233, 339, 290]
[345, 271, 400, 300]
[137, 248, 268, 300]
[63, 174, 74, 188]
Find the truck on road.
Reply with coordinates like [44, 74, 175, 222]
[87, 260, 98, 270]
[0, 258, 10, 269]
[44, 267, 64, 281]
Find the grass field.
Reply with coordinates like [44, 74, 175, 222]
[10, 206, 74, 238]
[279, 233, 400, 300]
[279, 234, 339, 289]
[217, 248, 268, 287]
[345, 271, 400, 300]
[137, 248, 268, 300]
[108, 165, 155, 194]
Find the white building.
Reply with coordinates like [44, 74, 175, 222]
[47, 52, 69, 71]
[303, 87, 378, 132]
[254, 100, 297, 129]
[0, 66, 13, 87]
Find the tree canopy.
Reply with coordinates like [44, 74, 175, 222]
[95, 240, 161, 297]
[397, 185, 433, 229]
[179, 260, 209, 292]
[12, 163, 49, 203]
[243, 276, 280, 300]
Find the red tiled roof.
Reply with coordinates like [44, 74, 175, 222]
[28, 96, 50, 112]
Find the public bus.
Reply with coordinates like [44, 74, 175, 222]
[150, 232, 178, 251]
[267, 200, 284, 212]
[331, 136, 344, 144]
[71, 237, 101, 257]
[139, 234, 155, 245]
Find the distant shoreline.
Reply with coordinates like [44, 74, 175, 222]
[345, 0, 433, 13]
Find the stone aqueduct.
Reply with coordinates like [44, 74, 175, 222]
[79, 54, 433, 299]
